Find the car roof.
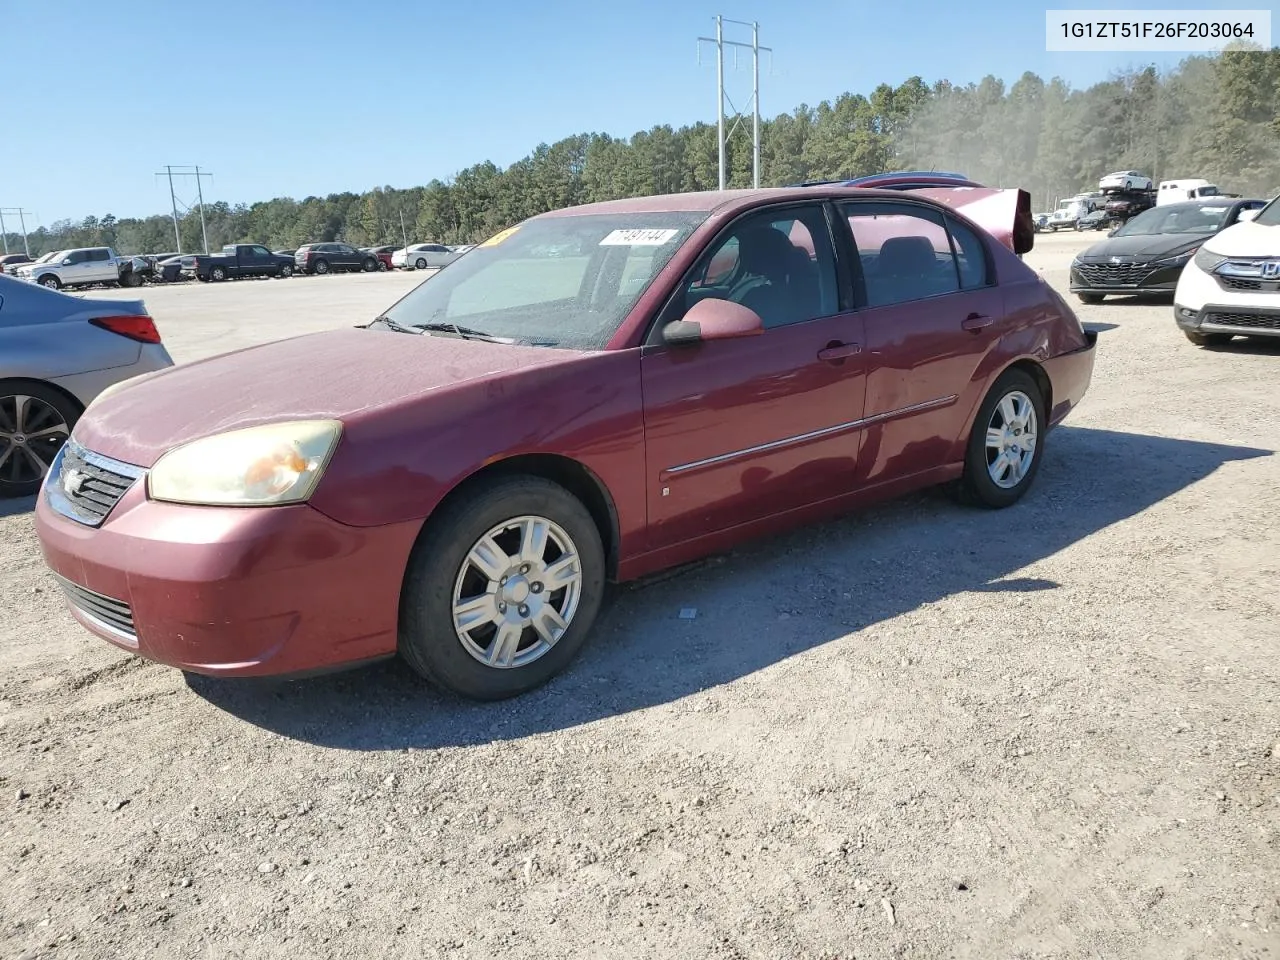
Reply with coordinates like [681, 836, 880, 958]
[535, 186, 956, 220]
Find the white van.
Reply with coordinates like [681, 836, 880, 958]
[1157, 179, 1220, 206]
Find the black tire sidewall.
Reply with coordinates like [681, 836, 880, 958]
[399, 477, 606, 700]
[961, 368, 1047, 508]
[314, 260, 328, 274]
[0, 382, 81, 498]
[415, 258, 427, 270]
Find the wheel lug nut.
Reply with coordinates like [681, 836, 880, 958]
[531, 582, 543, 594]
[520, 564, 531, 574]
[498, 602, 507, 613]
[518, 605, 530, 618]
[500, 576, 508, 586]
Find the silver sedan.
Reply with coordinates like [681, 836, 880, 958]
[0, 275, 173, 498]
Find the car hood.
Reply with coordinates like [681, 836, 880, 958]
[1201, 219, 1279, 257]
[1077, 233, 1207, 262]
[73, 327, 589, 468]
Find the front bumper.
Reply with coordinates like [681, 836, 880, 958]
[35, 474, 423, 677]
[1174, 304, 1280, 339]
[1069, 261, 1184, 295]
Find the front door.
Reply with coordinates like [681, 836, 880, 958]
[837, 199, 1005, 486]
[641, 202, 867, 551]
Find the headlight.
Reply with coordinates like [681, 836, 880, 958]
[1193, 248, 1227, 272]
[148, 420, 342, 506]
[1153, 247, 1198, 268]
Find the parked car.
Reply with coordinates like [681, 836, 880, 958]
[1099, 170, 1153, 192]
[9, 251, 62, 276]
[295, 243, 377, 275]
[154, 255, 187, 283]
[33, 185, 1097, 699]
[793, 170, 984, 190]
[1157, 179, 1221, 206]
[117, 255, 157, 287]
[192, 244, 295, 282]
[1075, 210, 1112, 231]
[0, 253, 32, 274]
[1069, 197, 1267, 304]
[362, 246, 398, 271]
[1174, 195, 1280, 345]
[392, 243, 460, 270]
[0, 275, 173, 498]
[14, 246, 123, 290]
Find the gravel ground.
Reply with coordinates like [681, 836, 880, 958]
[2, 235, 1278, 959]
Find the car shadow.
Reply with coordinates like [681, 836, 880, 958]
[0, 495, 36, 518]
[187, 426, 1271, 750]
[1082, 322, 1119, 333]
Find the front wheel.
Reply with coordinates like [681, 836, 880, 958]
[37, 274, 61, 290]
[955, 368, 1046, 509]
[377, 260, 388, 272]
[362, 257, 377, 272]
[399, 476, 606, 700]
[415, 257, 428, 270]
[1185, 330, 1232, 347]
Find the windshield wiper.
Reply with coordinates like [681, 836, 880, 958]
[366, 316, 424, 335]
[416, 322, 517, 344]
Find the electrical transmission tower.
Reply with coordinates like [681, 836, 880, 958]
[155, 165, 214, 254]
[698, 16, 773, 190]
[0, 207, 35, 256]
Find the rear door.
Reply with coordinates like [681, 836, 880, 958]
[836, 198, 1004, 486]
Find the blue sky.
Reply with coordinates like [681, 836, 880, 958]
[0, 0, 1248, 224]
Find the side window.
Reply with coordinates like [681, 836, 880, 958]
[90, 249, 110, 262]
[678, 205, 838, 329]
[842, 202, 960, 307]
[66, 250, 87, 264]
[945, 217, 990, 290]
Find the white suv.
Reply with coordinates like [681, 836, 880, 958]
[16, 247, 122, 290]
[1173, 197, 1280, 345]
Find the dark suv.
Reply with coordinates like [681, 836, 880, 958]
[294, 243, 378, 275]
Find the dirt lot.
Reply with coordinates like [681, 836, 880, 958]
[2, 235, 1278, 959]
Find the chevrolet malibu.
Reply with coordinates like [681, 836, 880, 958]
[35, 187, 1097, 700]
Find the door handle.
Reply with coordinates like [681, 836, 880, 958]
[961, 312, 994, 333]
[817, 341, 861, 361]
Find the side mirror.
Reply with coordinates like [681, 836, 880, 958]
[62, 258, 73, 265]
[1237, 209, 1259, 222]
[662, 297, 764, 345]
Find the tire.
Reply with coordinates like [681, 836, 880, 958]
[377, 260, 388, 272]
[1185, 330, 1232, 347]
[210, 266, 227, 282]
[313, 259, 329, 275]
[415, 257, 428, 270]
[362, 257, 377, 272]
[1076, 292, 1104, 304]
[0, 381, 80, 499]
[37, 274, 61, 290]
[955, 368, 1047, 509]
[121, 270, 143, 288]
[278, 264, 294, 279]
[399, 475, 606, 700]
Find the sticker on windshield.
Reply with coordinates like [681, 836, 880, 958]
[599, 228, 679, 246]
[480, 225, 520, 247]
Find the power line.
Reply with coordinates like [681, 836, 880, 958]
[0, 207, 35, 257]
[154, 166, 214, 254]
[698, 16, 773, 190]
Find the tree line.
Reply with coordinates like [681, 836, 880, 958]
[5, 46, 1277, 258]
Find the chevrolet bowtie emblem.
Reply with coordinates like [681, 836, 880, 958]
[63, 468, 85, 496]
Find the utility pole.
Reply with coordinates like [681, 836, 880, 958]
[399, 209, 409, 250]
[0, 208, 34, 256]
[155, 165, 214, 254]
[698, 17, 773, 191]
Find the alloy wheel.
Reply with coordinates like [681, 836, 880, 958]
[985, 390, 1038, 489]
[0, 395, 70, 486]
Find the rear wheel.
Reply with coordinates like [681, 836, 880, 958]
[955, 368, 1046, 509]
[209, 265, 227, 282]
[399, 476, 606, 700]
[313, 259, 329, 275]
[0, 382, 79, 499]
[278, 264, 294, 279]
[1185, 330, 1232, 347]
[415, 257, 428, 270]
[1076, 292, 1104, 304]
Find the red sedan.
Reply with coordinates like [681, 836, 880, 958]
[35, 186, 1097, 700]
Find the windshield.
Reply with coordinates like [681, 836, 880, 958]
[1254, 196, 1280, 227]
[1114, 203, 1230, 236]
[36, 251, 62, 263]
[378, 211, 708, 349]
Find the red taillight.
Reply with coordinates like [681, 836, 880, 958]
[90, 315, 162, 344]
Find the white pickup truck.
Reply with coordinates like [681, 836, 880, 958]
[14, 246, 125, 290]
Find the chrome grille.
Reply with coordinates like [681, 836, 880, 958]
[46, 440, 143, 527]
[1074, 262, 1154, 286]
[53, 574, 137, 642]
[1204, 311, 1280, 331]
